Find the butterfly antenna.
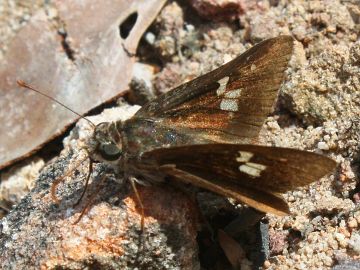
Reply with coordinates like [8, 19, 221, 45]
[17, 80, 96, 128]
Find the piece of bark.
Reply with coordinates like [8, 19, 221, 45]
[0, 0, 166, 170]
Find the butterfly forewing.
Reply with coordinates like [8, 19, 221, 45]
[134, 36, 294, 144]
[141, 144, 336, 215]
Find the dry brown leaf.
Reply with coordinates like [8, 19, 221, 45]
[218, 229, 245, 269]
[0, 0, 165, 169]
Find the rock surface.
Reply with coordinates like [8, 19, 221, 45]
[0, 106, 200, 269]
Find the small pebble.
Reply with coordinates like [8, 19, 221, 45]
[317, 141, 329, 150]
[323, 254, 333, 266]
[323, 134, 330, 141]
[334, 232, 348, 248]
[348, 233, 360, 254]
[354, 212, 360, 224]
[223, 54, 232, 63]
[263, 260, 271, 268]
[145, 32, 156, 45]
[347, 217, 358, 229]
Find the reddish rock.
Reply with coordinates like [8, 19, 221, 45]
[269, 229, 287, 255]
[0, 151, 200, 269]
[189, 0, 246, 21]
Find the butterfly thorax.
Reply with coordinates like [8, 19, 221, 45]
[122, 117, 198, 158]
[121, 117, 211, 181]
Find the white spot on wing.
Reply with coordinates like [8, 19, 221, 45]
[216, 76, 230, 96]
[239, 165, 261, 177]
[236, 151, 266, 177]
[251, 64, 256, 71]
[224, 89, 242, 98]
[239, 162, 267, 177]
[220, 99, 238, 112]
[246, 162, 267, 170]
[236, 151, 253, 162]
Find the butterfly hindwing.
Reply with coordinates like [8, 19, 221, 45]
[134, 36, 294, 145]
[159, 163, 291, 216]
[141, 144, 336, 215]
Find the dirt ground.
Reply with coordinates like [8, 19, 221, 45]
[0, 0, 359, 269]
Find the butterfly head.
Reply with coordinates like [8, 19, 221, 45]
[89, 121, 124, 163]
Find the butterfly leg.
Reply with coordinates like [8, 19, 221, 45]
[129, 176, 145, 231]
[73, 172, 107, 224]
[73, 159, 93, 207]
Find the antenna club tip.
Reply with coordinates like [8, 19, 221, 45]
[17, 80, 27, 87]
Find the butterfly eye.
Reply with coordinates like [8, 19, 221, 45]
[99, 143, 122, 161]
